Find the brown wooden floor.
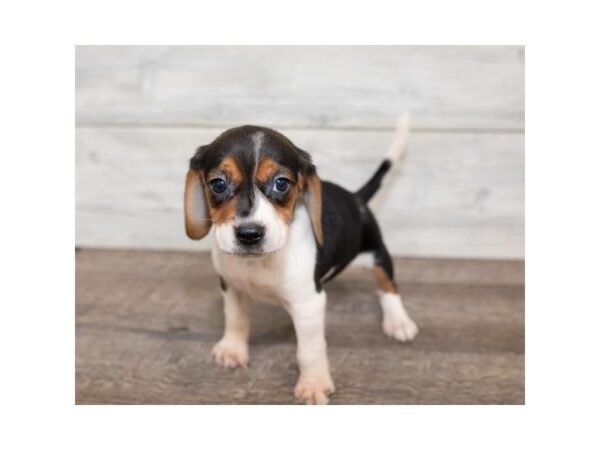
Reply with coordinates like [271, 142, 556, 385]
[75, 249, 524, 404]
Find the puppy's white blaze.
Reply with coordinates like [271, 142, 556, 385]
[251, 131, 265, 152]
[386, 113, 410, 163]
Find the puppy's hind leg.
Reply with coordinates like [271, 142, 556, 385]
[212, 281, 251, 369]
[372, 245, 419, 342]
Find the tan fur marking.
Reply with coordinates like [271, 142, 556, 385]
[203, 157, 242, 225]
[209, 157, 243, 185]
[184, 170, 211, 240]
[256, 158, 280, 184]
[372, 266, 398, 293]
[209, 194, 238, 224]
[255, 158, 299, 224]
[297, 175, 306, 191]
[305, 175, 323, 245]
[273, 185, 300, 224]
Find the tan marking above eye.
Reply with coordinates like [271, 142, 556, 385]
[256, 158, 280, 184]
[255, 158, 300, 224]
[202, 157, 242, 225]
[209, 157, 243, 185]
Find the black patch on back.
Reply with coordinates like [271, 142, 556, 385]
[314, 181, 389, 291]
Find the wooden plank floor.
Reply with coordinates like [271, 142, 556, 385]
[75, 249, 524, 404]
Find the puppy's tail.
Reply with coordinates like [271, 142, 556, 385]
[355, 114, 410, 203]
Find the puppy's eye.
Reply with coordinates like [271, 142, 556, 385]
[274, 177, 290, 193]
[209, 178, 227, 194]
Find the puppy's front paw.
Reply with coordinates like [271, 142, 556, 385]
[383, 313, 419, 342]
[212, 338, 249, 369]
[294, 374, 335, 405]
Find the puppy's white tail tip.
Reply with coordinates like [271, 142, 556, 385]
[386, 113, 410, 163]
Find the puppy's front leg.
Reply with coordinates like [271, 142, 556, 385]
[287, 291, 334, 405]
[212, 284, 250, 369]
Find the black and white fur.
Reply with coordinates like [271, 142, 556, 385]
[184, 116, 418, 404]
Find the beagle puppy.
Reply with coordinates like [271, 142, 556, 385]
[184, 116, 418, 404]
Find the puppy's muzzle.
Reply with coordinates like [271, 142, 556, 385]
[235, 223, 265, 246]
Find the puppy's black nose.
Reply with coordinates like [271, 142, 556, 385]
[235, 223, 265, 246]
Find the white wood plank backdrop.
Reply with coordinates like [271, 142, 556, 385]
[75, 46, 524, 259]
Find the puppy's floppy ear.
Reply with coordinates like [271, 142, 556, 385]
[297, 148, 323, 246]
[184, 146, 211, 240]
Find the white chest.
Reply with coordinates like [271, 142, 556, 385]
[214, 253, 287, 304]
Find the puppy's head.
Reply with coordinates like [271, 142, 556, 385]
[184, 126, 322, 256]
